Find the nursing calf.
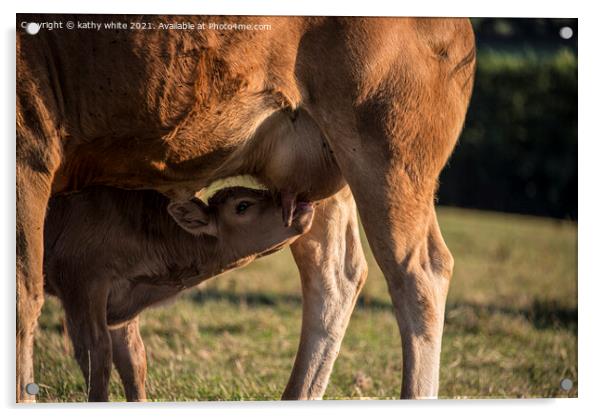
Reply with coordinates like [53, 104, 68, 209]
[43, 186, 314, 401]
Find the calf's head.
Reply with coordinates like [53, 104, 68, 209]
[167, 186, 314, 261]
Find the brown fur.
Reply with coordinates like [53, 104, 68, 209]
[43, 186, 313, 401]
[16, 15, 475, 401]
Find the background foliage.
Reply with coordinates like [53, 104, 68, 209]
[438, 18, 577, 219]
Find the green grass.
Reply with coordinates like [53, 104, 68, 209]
[34, 207, 577, 401]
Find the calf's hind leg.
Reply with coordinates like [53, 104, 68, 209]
[110, 317, 147, 402]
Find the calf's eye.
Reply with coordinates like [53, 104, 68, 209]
[235, 201, 252, 214]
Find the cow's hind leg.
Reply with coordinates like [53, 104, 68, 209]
[326, 142, 455, 399]
[303, 19, 474, 398]
[387, 204, 453, 398]
[110, 317, 147, 402]
[282, 186, 368, 399]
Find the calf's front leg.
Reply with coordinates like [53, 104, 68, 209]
[110, 317, 147, 402]
[63, 283, 112, 401]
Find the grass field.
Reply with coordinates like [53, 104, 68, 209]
[34, 207, 577, 401]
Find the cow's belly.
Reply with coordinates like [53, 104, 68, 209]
[51, 98, 297, 199]
[51, 133, 239, 198]
[53, 102, 346, 203]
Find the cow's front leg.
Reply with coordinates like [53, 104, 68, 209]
[282, 186, 368, 400]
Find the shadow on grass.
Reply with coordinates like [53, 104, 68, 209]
[445, 300, 577, 332]
[190, 290, 577, 330]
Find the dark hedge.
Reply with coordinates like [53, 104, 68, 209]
[438, 49, 577, 219]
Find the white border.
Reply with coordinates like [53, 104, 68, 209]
[4, 0, 582, 17]
[2, 1, 598, 417]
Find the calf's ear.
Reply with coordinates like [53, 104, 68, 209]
[167, 199, 218, 237]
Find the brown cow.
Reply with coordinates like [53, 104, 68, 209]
[44, 185, 314, 401]
[16, 15, 475, 401]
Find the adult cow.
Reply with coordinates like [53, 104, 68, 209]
[16, 15, 475, 401]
